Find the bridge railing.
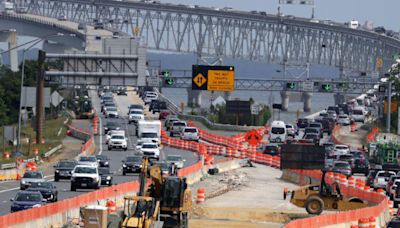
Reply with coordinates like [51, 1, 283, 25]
[0, 13, 85, 40]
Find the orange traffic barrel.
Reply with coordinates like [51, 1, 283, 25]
[358, 218, 370, 228]
[369, 217, 376, 228]
[106, 200, 116, 213]
[196, 188, 205, 204]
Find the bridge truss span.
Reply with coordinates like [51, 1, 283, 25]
[19, 0, 400, 73]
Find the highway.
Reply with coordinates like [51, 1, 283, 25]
[0, 88, 199, 216]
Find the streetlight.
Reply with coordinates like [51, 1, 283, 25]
[0, 33, 64, 157]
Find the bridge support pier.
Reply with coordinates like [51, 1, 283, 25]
[280, 91, 290, 111]
[302, 92, 312, 112]
[334, 93, 345, 105]
[223, 91, 231, 101]
[0, 30, 18, 72]
[187, 89, 202, 108]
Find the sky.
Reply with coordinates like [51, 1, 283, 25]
[162, 0, 400, 31]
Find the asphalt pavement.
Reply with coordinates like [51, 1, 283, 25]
[0, 88, 200, 216]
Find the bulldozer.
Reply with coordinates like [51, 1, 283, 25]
[289, 170, 368, 215]
[121, 156, 192, 228]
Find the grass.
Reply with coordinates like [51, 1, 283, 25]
[0, 117, 69, 164]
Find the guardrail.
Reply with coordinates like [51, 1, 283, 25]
[156, 89, 259, 132]
[43, 144, 63, 158]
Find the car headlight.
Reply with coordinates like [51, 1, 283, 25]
[122, 164, 126, 168]
[93, 177, 99, 181]
[55, 170, 59, 173]
[21, 180, 26, 184]
[104, 161, 109, 165]
[116, 127, 120, 130]
[32, 204, 42, 208]
[106, 176, 111, 180]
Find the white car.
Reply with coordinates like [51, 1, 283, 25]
[144, 92, 158, 105]
[70, 165, 100, 191]
[105, 130, 125, 144]
[78, 156, 98, 167]
[351, 108, 365, 123]
[170, 121, 187, 137]
[128, 109, 144, 124]
[332, 145, 350, 156]
[373, 171, 396, 189]
[180, 127, 199, 142]
[108, 134, 128, 151]
[20, 171, 45, 190]
[166, 155, 185, 169]
[105, 107, 119, 118]
[337, 114, 351, 125]
[139, 143, 160, 160]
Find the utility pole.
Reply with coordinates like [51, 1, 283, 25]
[387, 81, 392, 133]
[36, 50, 46, 145]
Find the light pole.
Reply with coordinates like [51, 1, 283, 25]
[0, 33, 64, 156]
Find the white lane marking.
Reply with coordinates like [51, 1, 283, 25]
[57, 127, 63, 136]
[98, 115, 103, 155]
[0, 187, 19, 194]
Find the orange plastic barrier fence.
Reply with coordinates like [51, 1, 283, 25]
[0, 181, 139, 227]
[367, 128, 379, 143]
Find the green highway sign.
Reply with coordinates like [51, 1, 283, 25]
[164, 78, 174, 86]
[321, 83, 332, 91]
[286, 82, 297, 90]
[161, 71, 170, 77]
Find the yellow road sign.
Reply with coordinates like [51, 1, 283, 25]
[377, 57, 383, 68]
[207, 70, 235, 92]
[193, 73, 207, 88]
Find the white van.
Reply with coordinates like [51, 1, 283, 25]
[269, 121, 287, 143]
[351, 107, 366, 123]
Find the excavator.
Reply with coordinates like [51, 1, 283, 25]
[289, 170, 368, 215]
[121, 156, 192, 228]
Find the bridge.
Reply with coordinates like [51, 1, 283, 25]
[15, 0, 400, 74]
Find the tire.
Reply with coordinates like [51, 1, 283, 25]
[170, 132, 173, 137]
[54, 175, 59, 182]
[305, 196, 324, 215]
[108, 146, 111, 151]
[123, 171, 126, 176]
[70, 185, 76, 192]
[124, 147, 127, 151]
[95, 183, 100, 189]
[108, 181, 112, 186]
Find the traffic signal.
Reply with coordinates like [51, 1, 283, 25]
[321, 83, 332, 91]
[164, 78, 174, 86]
[286, 82, 297, 90]
[161, 70, 170, 77]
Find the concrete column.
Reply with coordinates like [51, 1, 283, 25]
[280, 91, 290, 111]
[187, 89, 202, 108]
[302, 92, 312, 112]
[0, 31, 18, 72]
[334, 93, 345, 105]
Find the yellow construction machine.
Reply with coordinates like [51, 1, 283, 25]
[289, 170, 368, 215]
[121, 157, 192, 228]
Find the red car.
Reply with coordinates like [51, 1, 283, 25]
[159, 110, 171, 120]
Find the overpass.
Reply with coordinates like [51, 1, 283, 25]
[15, 0, 400, 74]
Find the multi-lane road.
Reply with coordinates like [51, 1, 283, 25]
[0, 88, 199, 216]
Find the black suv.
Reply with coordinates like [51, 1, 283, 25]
[98, 167, 113, 186]
[297, 118, 310, 129]
[96, 155, 110, 167]
[122, 156, 143, 175]
[104, 121, 121, 134]
[27, 182, 58, 202]
[53, 160, 77, 181]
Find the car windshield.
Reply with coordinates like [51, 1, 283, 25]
[126, 156, 142, 162]
[130, 110, 143, 114]
[29, 182, 52, 188]
[98, 168, 111, 174]
[305, 128, 318, 133]
[142, 144, 157, 149]
[319, 113, 328, 117]
[96, 155, 107, 160]
[339, 115, 348, 119]
[58, 161, 75, 167]
[265, 145, 278, 151]
[377, 172, 394, 178]
[111, 135, 125, 140]
[335, 146, 348, 150]
[80, 157, 96, 162]
[285, 125, 293, 129]
[339, 155, 353, 159]
[184, 128, 197, 133]
[168, 156, 182, 161]
[107, 122, 118, 127]
[142, 133, 157, 138]
[23, 172, 42, 179]
[174, 122, 186, 127]
[15, 192, 41, 202]
[108, 107, 117, 111]
[305, 134, 317, 139]
[271, 127, 285, 134]
[353, 110, 363, 115]
[309, 123, 321, 128]
[74, 167, 97, 174]
[334, 163, 350, 168]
